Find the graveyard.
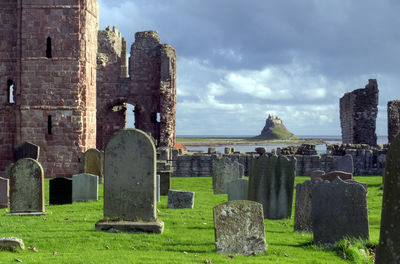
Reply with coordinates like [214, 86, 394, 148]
[0, 176, 381, 263]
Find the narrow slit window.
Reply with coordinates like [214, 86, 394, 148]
[7, 80, 14, 104]
[48, 115, 52, 135]
[156, 112, 161, 122]
[46, 37, 52, 58]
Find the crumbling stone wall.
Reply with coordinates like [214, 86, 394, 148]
[340, 79, 379, 146]
[0, 0, 99, 177]
[388, 100, 400, 143]
[97, 29, 177, 150]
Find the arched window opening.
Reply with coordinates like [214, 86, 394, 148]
[46, 37, 52, 58]
[126, 104, 136, 128]
[48, 115, 52, 135]
[7, 80, 14, 104]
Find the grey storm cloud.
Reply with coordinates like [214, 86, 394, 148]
[98, 0, 400, 136]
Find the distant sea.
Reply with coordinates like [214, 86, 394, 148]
[180, 135, 388, 154]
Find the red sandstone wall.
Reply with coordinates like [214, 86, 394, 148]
[0, 0, 99, 178]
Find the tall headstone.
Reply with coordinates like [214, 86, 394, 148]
[376, 134, 400, 263]
[95, 129, 163, 233]
[13, 142, 40, 162]
[212, 156, 242, 194]
[8, 158, 45, 215]
[312, 178, 369, 245]
[332, 154, 354, 174]
[294, 179, 324, 233]
[227, 178, 248, 201]
[213, 200, 267, 256]
[72, 173, 98, 202]
[0, 177, 9, 208]
[49, 178, 72, 205]
[248, 154, 296, 219]
[81, 148, 104, 184]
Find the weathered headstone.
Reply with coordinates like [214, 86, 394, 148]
[13, 141, 40, 162]
[294, 178, 324, 233]
[212, 156, 242, 194]
[0, 237, 25, 251]
[72, 173, 98, 202]
[227, 178, 248, 201]
[95, 129, 163, 234]
[248, 154, 296, 219]
[321, 170, 353, 182]
[312, 178, 369, 246]
[224, 147, 231, 155]
[255, 147, 266, 155]
[8, 158, 45, 215]
[376, 134, 400, 263]
[213, 200, 267, 256]
[156, 174, 160, 202]
[332, 154, 354, 174]
[157, 161, 172, 195]
[81, 148, 104, 184]
[49, 178, 72, 205]
[208, 147, 216, 154]
[167, 190, 194, 209]
[0, 177, 9, 208]
[4, 163, 13, 179]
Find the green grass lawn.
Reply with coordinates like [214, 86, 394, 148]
[0, 176, 382, 263]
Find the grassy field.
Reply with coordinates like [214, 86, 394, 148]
[0, 176, 382, 264]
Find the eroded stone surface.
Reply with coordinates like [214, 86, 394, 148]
[72, 173, 98, 202]
[103, 129, 157, 222]
[213, 200, 267, 256]
[312, 178, 369, 246]
[310, 170, 325, 179]
[0, 237, 24, 251]
[212, 156, 242, 194]
[9, 158, 44, 213]
[81, 148, 104, 184]
[321, 171, 353, 182]
[227, 178, 248, 201]
[248, 154, 296, 219]
[376, 134, 400, 263]
[332, 154, 354, 174]
[167, 190, 194, 209]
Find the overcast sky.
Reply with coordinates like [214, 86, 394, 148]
[98, 0, 400, 136]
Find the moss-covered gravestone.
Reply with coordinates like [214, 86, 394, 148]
[213, 200, 267, 256]
[95, 129, 163, 233]
[376, 134, 400, 263]
[8, 158, 46, 215]
[248, 154, 296, 219]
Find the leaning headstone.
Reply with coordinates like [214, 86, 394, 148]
[0, 177, 9, 208]
[0, 237, 25, 251]
[376, 134, 400, 263]
[213, 200, 267, 256]
[212, 156, 242, 194]
[8, 158, 46, 215]
[248, 154, 296, 219]
[49, 178, 72, 205]
[227, 178, 248, 201]
[95, 129, 163, 234]
[72, 173, 98, 202]
[321, 171, 353, 182]
[81, 148, 104, 184]
[332, 154, 354, 174]
[312, 178, 369, 246]
[167, 190, 194, 209]
[294, 178, 324, 233]
[13, 141, 40, 162]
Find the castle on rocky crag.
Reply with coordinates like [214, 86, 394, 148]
[0, 0, 177, 178]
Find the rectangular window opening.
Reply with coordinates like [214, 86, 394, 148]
[48, 115, 52, 135]
[46, 37, 52, 58]
[7, 79, 14, 104]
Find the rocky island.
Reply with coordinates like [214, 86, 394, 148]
[255, 115, 298, 140]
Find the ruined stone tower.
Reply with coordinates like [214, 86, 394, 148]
[388, 100, 400, 144]
[97, 29, 177, 150]
[340, 79, 379, 146]
[0, 0, 99, 177]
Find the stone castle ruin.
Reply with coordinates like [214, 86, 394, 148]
[340, 79, 379, 146]
[0, 1, 177, 178]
